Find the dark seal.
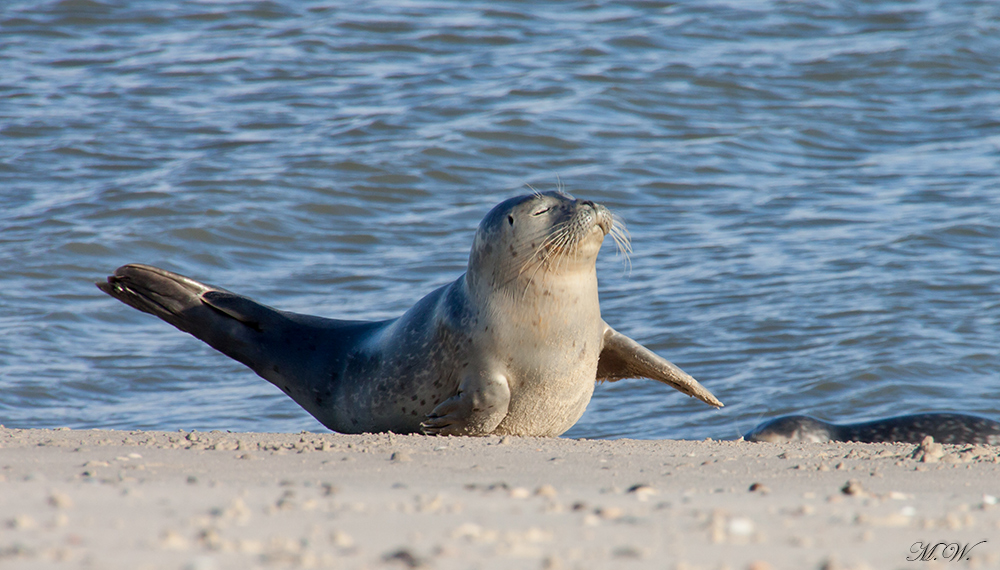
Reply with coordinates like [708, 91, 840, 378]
[744, 413, 1000, 445]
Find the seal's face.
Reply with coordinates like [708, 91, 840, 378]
[468, 192, 623, 294]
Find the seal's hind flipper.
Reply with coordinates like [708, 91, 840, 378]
[97, 264, 282, 365]
[98, 264, 218, 334]
[98, 263, 392, 433]
[98, 264, 330, 385]
[596, 324, 723, 408]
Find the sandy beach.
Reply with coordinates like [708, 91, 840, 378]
[2, 427, 998, 570]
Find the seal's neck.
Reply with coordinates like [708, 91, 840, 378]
[466, 262, 601, 325]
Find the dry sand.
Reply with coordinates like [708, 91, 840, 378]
[2, 427, 999, 570]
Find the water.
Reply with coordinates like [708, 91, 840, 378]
[1, 0, 998, 439]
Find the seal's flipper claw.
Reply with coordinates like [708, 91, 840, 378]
[419, 415, 453, 436]
[596, 324, 723, 408]
[421, 397, 461, 435]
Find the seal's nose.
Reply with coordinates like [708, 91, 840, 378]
[584, 201, 612, 236]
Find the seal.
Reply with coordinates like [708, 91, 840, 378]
[744, 413, 1000, 445]
[98, 191, 722, 436]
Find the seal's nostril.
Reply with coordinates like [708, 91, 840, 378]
[581, 200, 595, 208]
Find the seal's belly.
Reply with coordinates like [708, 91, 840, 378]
[493, 362, 598, 437]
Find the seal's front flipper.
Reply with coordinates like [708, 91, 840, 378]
[597, 324, 723, 408]
[421, 372, 510, 436]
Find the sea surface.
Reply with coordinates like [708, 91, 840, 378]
[2, 0, 998, 439]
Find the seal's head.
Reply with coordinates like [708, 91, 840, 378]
[743, 415, 834, 443]
[468, 191, 626, 295]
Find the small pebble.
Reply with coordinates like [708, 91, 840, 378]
[383, 547, 424, 568]
[841, 479, 865, 496]
[612, 545, 645, 559]
[913, 436, 945, 463]
[596, 506, 624, 520]
[534, 484, 558, 498]
[330, 530, 354, 548]
[627, 484, 658, 501]
[509, 487, 530, 499]
[7, 515, 36, 529]
[727, 517, 755, 536]
[160, 529, 188, 550]
[542, 555, 563, 570]
[48, 492, 73, 509]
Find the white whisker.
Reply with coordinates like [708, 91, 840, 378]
[517, 220, 580, 299]
[609, 214, 632, 275]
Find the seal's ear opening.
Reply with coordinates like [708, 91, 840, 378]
[507, 214, 514, 226]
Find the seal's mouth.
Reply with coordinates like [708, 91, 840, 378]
[583, 201, 630, 265]
[585, 201, 612, 236]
